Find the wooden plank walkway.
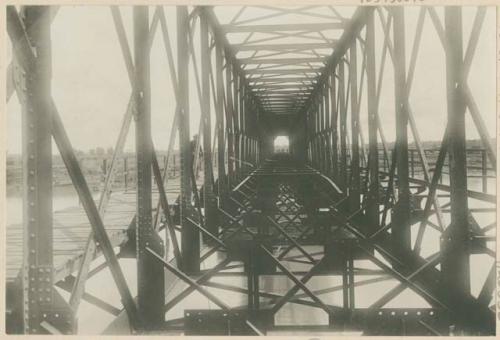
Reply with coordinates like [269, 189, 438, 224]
[6, 178, 185, 283]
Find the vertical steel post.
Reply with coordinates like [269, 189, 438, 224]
[124, 157, 128, 191]
[200, 13, 217, 239]
[173, 154, 176, 176]
[215, 43, 226, 201]
[308, 109, 313, 164]
[349, 42, 360, 211]
[251, 138, 255, 165]
[225, 61, 235, 186]
[177, 6, 199, 273]
[233, 70, 240, 178]
[342, 260, 349, 312]
[313, 96, 321, 170]
[254, 139, 257, 165]
[365, 11, 379, 228]
[347, 255, 355, 311]
[134, 6, 165, 329]
[441, 6, 471, 304]
[319, 91, 325, 173]
[297, 110, 307, 163]
[253, 108, 257, 162]
[20, 7, 54, 334]
[315, 104, 320, 169]
[239, 80, 245, 172]
[331, 71, 339, 181]
[240, 85, 246, 172]
[318, 93, 323, 169]
[317, 100, 321, 169]
[249, 118, 253, 167]
[248, 101, 252, 166]
[391, 7, 411, 253]
[102, 158, 107, 179]
[323, 83, 330, 175]
[481, 149, 487, 193]
[339, 62, 348, 192]
[324, 79, 331, 177]
[410, 150, 415, 178]
[310, 108, 315, 166]
[241, 84, 245, 172]
[313, 106, 317, 167]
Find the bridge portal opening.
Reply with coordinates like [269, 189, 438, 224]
[274, 135, 289, 154]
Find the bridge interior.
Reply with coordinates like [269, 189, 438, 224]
[4, 5, 497, 336]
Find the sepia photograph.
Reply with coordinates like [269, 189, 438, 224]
[3, 3, 498, 336]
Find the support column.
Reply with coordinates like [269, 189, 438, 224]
[314, 108, 319, 169]
[349, 44, 360, 211]
[315, 106, 319, 167]
[215, 43, 226, 203]
[330, 70, 339, 181]
[200, 14, 217, 240]
[365, 11, 379, 228]
[225, 61, 235, 187]
[240, 85, 245, 172]
[316, 96, 322, 170]
[134, 6, 165, 329]
[254, 138, 258, 165]
[324, 81, 331, 177]
[441, 6, 470, 304]
[177, 6, 199, 273]
[243, 87, 248, 172]
[308, 109, 313, 164]
[240, 86, 246, 173]
[391, 7, 411, 252]
[233, 70, 241, 178]
[339, 62, 348, 192]
[319, 93, 325, 173]
[348, 255, 355, 311]
[20, 6, 55, 334]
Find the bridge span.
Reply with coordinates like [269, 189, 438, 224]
[5, 4, 497, 335]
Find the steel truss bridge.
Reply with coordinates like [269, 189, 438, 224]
[5, 4, 497, 336]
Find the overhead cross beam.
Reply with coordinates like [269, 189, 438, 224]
[241, 57, 327, 65]
[234, 42, 337, 51]
[245, 68, 323, 75]
[222, 22, 345, 33]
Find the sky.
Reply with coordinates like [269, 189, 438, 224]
[5, 6, 497, 155]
